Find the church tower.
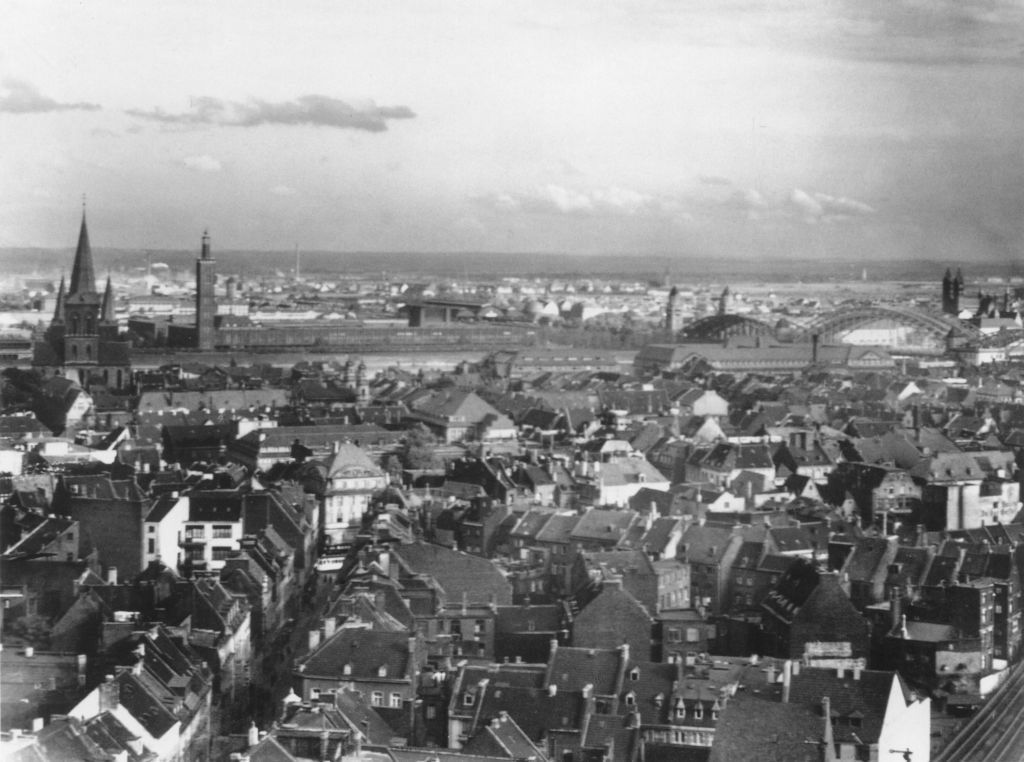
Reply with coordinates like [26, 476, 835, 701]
[666, 286, 683, 335]
[718, 285, 731, 316]
[34, 208, 132, 390]
[942, 267, 964, 315]
[195, 230, 217, 351]
[62, 212, 103, 374]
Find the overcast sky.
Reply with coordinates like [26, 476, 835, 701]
[2, 0, 1022, 263]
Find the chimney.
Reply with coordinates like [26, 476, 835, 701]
[548, 684, 557, 697]
[99, 674, 119, 711]
[25, 646, 34, 658]
[323, 617, 336, 639]
[792, 660, 800, 676]
[782, 660, 791, 704]
[853, 665, 862, 680]
[836, 667, 845, 680]
[31, 717, 44, 733]
[247, 721, 259, 748]
[822, 696, 834, 750]
[890, 588, 902, 633]
[765, 662, 776, 685]
[308, 628, 322, 652]
[106, 566, 118, 585]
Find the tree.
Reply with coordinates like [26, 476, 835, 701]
[401, 423, 440, 470]
[11, 614, 51, 648]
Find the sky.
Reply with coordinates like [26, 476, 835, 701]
[1, 0, 1023, 264]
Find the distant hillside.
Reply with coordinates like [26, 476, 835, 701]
[2, 247, 1021, 284]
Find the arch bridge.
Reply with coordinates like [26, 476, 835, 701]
[795, 305, 978, 349]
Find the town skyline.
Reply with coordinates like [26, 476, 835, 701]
[3, 1, 1023, 263]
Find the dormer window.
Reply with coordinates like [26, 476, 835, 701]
[463, 693, 475, 707]
[694, 703, 704, 720]
[378, 665, 388, 678]
[675, 706, 685, 720]
[624, 691, 636, 706]
[630, 667, 640, 681]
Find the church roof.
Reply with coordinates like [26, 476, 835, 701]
[101, 276, 116, 322]
[69, 213, 97, 296]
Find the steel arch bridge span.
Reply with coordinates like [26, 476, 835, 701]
[796, 306, 978, 346]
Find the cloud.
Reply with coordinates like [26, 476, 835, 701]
[481, 184, 670, 216]
[182, 154, 222, 172]
[699, 175, 734, 187]
[270, 184, 297, 196]
[790, 188, 875, 222]
[127, 94, 415, 131]
[0, 79, 100, 114]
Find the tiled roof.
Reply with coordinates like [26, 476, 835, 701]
[787, 667, 896, 745]
[546, 645, 625, 695]
[535, 513, 581, 544]
[298, 629, 414, 681]
[570, 508, 637, 542]
[393, 541, 513, 605]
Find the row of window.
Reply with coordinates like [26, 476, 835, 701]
[311, 688, 403, 709]
[184, 525, 234, 539]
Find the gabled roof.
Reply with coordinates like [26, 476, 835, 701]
[326, 442, 383, 479]
[546, 644, 626, 695]
[393, 541, 513, 605]
[570, 508, 637, 542]
[298, 629, 415, 681]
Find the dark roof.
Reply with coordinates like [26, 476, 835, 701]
[298, 629, 414, 681]
[393, 542, 513, 605]
[546, 645, 625, 696]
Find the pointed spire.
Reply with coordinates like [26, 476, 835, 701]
[68, 211, 97, 296]
[101, 275, 115, 322]
[53, 276, 66, 322]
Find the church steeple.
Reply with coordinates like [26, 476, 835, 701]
[101, 275, 115, 322]
[52, 276, 66, 322]
[68, 212, 97, 296]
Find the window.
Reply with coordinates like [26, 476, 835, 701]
[343, 663, 352, 675]
[147, 526, 155, 534]
[390, 693, 402, 708]
[463, 693, 475, 707]
[630, 668, 640, 681]
[311, 688, 321, 699]
[212, 525, 233, 539]
[675, 707, 685, 720]
[625, 692, 636, 706]
[147, 539, 155, 554]
[185, 526, 205, 540]
[371, 692, 384, 707]
[667, 628, 682, 643]
[694, 704, 703, 720]
[426, 705, 436, 720]
[212, 546, 234, 561]
[474, 620, 486, 635]
[378, 665, 388, 677]
[687, 628, 700, 643]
